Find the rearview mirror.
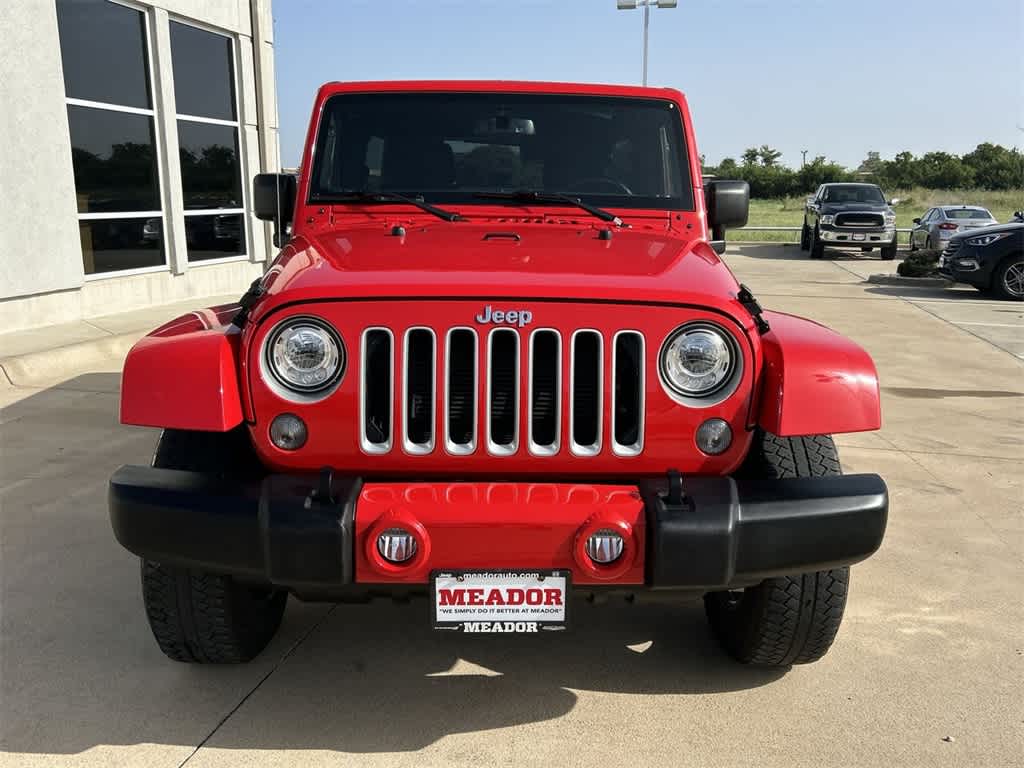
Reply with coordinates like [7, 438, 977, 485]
[705, 180, 750, 242]
[253, 173, 297, 247]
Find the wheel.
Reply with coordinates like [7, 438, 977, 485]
[141, 561, 287, 664]
[990, 255, 1024, 301]
[800, 224, 810, 251]
[880, 240, 897, 260]
[141, 429, 286, 664]
[809, 226, 824, 259]
[704, 432, 849, 667]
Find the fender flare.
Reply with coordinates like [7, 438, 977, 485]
[120, 306, 243, 432]
[757, 310, 881, 437]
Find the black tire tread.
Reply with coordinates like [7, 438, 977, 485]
[705, 430, 848, 667]
[142, 428, 284, 664]
[141, 561, 286, 664]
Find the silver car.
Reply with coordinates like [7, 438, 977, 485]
[909, 205, 998, 251]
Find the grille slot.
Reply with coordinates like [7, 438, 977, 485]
[487, 329, 519, 454]
[529, 330, 561, 454]
[403, 328, 435, 453]
[612, 331, 644, 455]
[570, 330, 602, 455]
[445, 328, 477, 453]
[360, 328, 393, 453]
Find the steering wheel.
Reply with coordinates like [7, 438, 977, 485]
[566, 177, 633, 195]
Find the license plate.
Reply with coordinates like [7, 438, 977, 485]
[852, 233, 866, 241]
[432, 570, 569, 632]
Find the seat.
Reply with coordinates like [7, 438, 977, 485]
[381, 138, 456, 190]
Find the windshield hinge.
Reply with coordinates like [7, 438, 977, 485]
[230, 277, 266, 329]
[737, 284, 770, 334]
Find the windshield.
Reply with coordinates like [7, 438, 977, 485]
[309, 93, 693, 210]
[945, 208, 993, 220]
[823, 185, 886, 204]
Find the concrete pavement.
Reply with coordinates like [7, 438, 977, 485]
[1, 244, 1021, 767]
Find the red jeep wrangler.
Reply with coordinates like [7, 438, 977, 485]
[110, 81, 887, 667]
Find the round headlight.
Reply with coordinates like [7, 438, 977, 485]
[265, 317, 345, 393]
[660, 324, 735, 397]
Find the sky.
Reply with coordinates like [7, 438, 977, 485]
[273, 0, 1023, 170]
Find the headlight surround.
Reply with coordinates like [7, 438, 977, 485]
[965, 233, 1010, 247]
[264, 316, 345, 394]
[884, 212, 897, 226]
[820, 215, 835, 225]
[659, 323, 738, 399]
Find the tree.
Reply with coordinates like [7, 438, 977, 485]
[741, 147, 760, 167]
[883, 151, 921, 189]
[916, 151, 975, 189]
[857, 151, 885, 177]
[757, 145, 783, 168]
[718, 157, 738, 175]
[797, 156, 852, 192]
[962, 143, 1024, 190]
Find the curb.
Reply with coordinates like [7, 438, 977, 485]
[0, 331, 143, 388]
[866, 274, 952, 288]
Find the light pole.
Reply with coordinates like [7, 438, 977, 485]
[801, 149, 808, 168]
[616, 0, 678, 86]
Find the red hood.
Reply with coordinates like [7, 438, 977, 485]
[253, 220, 745, 322]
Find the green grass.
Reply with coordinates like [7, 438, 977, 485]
[732, 188, 1024, 244]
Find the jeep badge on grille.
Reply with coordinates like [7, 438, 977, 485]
[475, 305, 533, 327]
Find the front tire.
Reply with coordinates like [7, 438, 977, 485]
[990, 255, 1024, 301]
[141, 429, 286, 664]
[141, 561, 287, 663]
[800, 223, 810, 251]
[880, 239, 897, 260]
[704, 432, 849, 666]
[809, 226, 824, 259]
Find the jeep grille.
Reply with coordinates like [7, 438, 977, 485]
[359, 327, 645, 457]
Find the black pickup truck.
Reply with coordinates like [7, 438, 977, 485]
[802, 183, 898, 260]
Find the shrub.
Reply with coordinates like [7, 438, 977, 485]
[897, 250, 941, 277]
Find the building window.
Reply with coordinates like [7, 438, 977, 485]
[170, 21, 246, 262]
[56, 0, 166, 276]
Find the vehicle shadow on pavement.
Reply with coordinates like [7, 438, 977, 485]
[1, 373, 784, 758]
[207, 597, 786, 753]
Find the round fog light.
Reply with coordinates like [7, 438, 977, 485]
[377, 528, 417, 563]
[585, 529, 625, 564]
[269, 413, 307, 450]
[696, 418, 732, 455]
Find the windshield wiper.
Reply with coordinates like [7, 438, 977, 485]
[322, 191, 464, 222]
[474, 190, 624, 227]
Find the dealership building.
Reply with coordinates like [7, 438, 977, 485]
[0, 0, 278, 333]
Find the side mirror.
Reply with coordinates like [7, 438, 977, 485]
[912, 218, 921, 225]
[705, 180, 750, 245]
[253, 173, 297, 247]
[888, 198, 900, 206]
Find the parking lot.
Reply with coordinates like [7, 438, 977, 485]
[1, 243, 1021, 768]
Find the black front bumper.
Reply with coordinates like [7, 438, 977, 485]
[109, 468, 887, 593]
